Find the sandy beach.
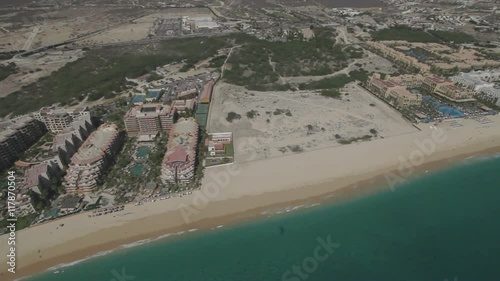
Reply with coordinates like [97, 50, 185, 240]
[1, 115, 500, 280]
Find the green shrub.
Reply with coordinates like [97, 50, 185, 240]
[226, 112, 241, 122]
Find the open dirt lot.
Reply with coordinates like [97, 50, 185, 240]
[353, 50, 399, 74]
[0, 7, 213, 51]
[208, 81, 418, 163]
[78, 8, 213, 45]
[0, 7, 139, 51]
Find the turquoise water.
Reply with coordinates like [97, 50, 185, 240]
[423, 96, 465, 118]
[136, 146, 150, 158]
[130, 163, 144, 175]
[28, 156, 500, 281]
[438, 106, 465, 118]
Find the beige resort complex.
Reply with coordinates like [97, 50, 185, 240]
[160, 117, 199, 185]
[64, 124, 121, 193]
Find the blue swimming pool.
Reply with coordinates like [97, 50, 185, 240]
[438, 106, 465, 118]
[423, 96, 465, 118]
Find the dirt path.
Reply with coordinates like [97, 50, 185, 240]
[220, 45, 239, 78]
[208, 44, 240, 132]
[268, 55, 284, 84]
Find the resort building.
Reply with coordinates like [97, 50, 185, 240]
[172, 99, 196, 114]
[199, 80, 214, 103]
[15, 194, 36, 217]
[366, 74, 397, 97]
[477, 87, 500, 106]
[451, 69, 500, 95]
[52, 114, 94, 166]
[33, 106, 91, 133]
[0, 116, 46, 170]
[387, 87, 423, 108]
[421, 75, 475, 102]
[22, 160, 61, 195]
[451, 73, 495, 92]
[422, 75, 452, 93]
[59, 195, 83, 213]
[206, 132, 232, 156]
[177, 82, 198, 100]
[367, 74, 422, 108]
[205, 132, 234, 166]
[124, 104, 176, 137]
[366, 41, 431, 73]
[161, 117, 199, 185]
[367, 41, 500, 74]
[434, 83, 475, 102]
[64, 124, 120, 193]
[387, 74, 424, 88]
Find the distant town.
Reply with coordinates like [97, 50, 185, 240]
[0, 0, 499, 233]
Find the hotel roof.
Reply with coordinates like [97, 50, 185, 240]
[373, 78, 394, 88]
[167, 146, 188, 163]
[164, 117, 198, 165]
[443, 84, 462, 92]
[199, 80, 214, 103]
[390, 87, 418, 98]
[60, 195, 82, 209]
[0, 116, 37, 141]
[125, 104, 173, 118]
[71, 124, 118, 165]
[426, 75, 450, 84]
[172, 99, 196, 111]
[24, 162, 50, 188]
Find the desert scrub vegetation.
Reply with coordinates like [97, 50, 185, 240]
[0, 62, 17, 82]
[223, 28, 362, 91]
[287, 145, 304, 153]
[246, 110, 258, 119]
[320, 89, 342, 99]
[371, 26, 439, 42]
[226, 112, 242, 122]
[0, 36, 232, 117]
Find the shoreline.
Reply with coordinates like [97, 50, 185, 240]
[7, 148, 500, 281]
[1, 117, 500, 280]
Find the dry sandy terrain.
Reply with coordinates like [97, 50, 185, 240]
[60, 8, 214, 46]
[78, 16, 154, 45]
[352, 50, 398, 74]
[208, 81, 417, 163]
[0, 7, 213, 51]
[1, 114, 500, 280]
[0, 8, 134, 52]
[0, 50, 84, 98]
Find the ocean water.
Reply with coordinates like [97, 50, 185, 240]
[27, 156, 500, 281]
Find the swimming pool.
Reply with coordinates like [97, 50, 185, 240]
[136, 146, 150, 159]
[130, 163, 144, 175]
[423, 96, 465, 118]
[438, 106, 465, 118]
